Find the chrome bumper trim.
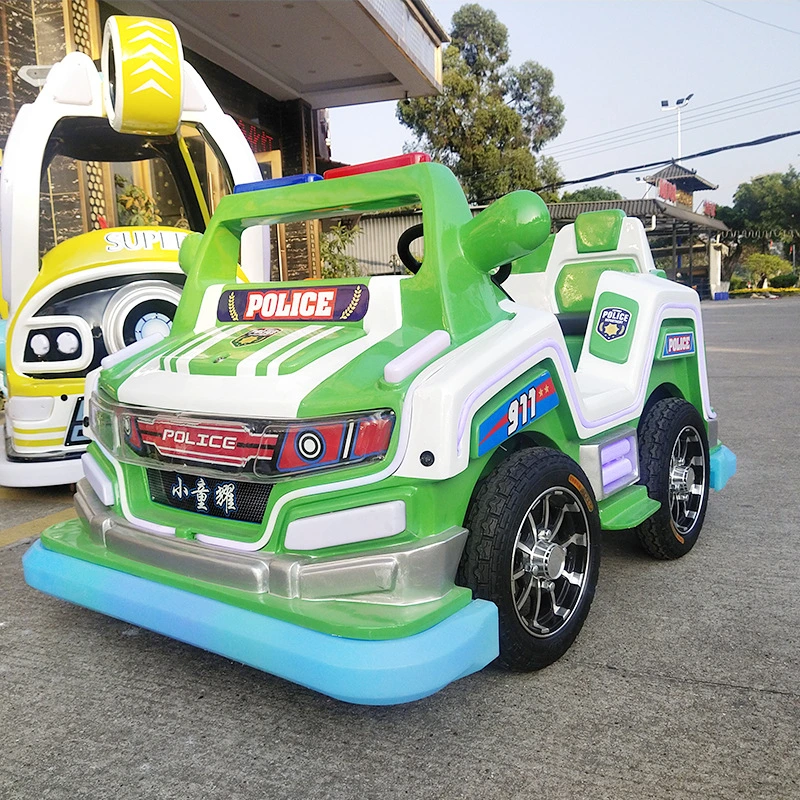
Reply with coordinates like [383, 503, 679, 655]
[75, 480, 466, 604]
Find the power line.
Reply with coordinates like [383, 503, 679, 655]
[551, 88, 800, 160]
[546, 82, 800, 157]
[534, 129, 800, 192]
[701, 0, 800, 36]
[550, 87, 800, 157]
[556, 94, 800, 163]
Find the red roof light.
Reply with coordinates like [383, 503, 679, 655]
[323, 152, 431, 180]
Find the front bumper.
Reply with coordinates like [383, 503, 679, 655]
[1, 392, 87, 486]
[23, 540, 498, 705]
[74, 479, 466, 605]
[0, 443, 84, 487]
[709, 444, 736, 491]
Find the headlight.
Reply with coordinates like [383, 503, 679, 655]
[24, 326, 83, 363]
[30, 333, 51, 356]
[91, 393, 395, 481]
[56, 330, 80, 355]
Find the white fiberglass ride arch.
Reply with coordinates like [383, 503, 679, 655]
[0, 51, 264, 317]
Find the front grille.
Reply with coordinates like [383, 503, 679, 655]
[147, 469, 273, 524]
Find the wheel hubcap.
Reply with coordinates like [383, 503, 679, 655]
[511, 486, 591, 638]
[528, 540, 567, 580]
[669, 426, 706, 535]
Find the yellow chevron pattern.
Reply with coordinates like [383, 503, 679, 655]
[104, 16, 183, 135]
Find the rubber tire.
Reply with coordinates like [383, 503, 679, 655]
[458, 447, 601, 672]
[636, 397, 710, 560]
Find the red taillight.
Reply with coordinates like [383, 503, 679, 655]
[323, 152, 430, 180]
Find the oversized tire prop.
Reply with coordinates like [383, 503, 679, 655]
[636, 397, 710, 560]
[459, 448, 601, 671]
[102, 280, 181, 352]
[102, 16, 183, 135]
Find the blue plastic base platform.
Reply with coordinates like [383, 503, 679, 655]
[23, 540, 499, 705]
[709, 444, 737, 491]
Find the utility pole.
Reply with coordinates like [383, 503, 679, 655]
[661, 94, 694, 160]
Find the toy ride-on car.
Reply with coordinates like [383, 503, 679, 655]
[0, 15, 262, 487]
[24, 153, 736, 704]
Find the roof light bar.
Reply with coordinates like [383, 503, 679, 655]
[234, 173, 323, 194]
[323, 152, 431, 180]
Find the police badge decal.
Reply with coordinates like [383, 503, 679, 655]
[231, 327, 282, 347]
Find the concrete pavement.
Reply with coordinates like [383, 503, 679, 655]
[0, 298, 798, 800]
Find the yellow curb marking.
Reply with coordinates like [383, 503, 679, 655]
[0, 508, 76, 548]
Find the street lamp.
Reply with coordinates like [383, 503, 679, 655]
[661, 93, 694, 160]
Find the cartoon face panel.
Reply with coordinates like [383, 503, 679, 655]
[15, 273, 183, 379]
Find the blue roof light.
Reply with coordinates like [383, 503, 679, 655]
[234, 174, 324, 193]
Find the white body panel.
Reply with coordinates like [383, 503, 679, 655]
[116, 277, 405, 418]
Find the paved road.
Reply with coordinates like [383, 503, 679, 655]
[1, 299, 798, 800]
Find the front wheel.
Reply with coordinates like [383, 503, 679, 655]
[459, 448, 601, 672]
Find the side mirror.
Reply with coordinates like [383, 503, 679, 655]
[178, 232, 202, 275]
[458, 191, 551, 274]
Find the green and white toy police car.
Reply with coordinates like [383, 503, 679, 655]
[24, 153, 736, 705]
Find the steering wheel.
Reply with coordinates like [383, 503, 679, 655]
[397, 223, 512, 285]
[397, 224, 424, 273]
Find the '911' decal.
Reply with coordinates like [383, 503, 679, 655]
[477, 371, 559, 456]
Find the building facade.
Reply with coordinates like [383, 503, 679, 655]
[0, 0, 446, 279]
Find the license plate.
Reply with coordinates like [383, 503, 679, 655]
[65, 397, 90, 447]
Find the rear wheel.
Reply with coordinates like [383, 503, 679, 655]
[459, 448, 601, 671]
[636, 398, 710, 559]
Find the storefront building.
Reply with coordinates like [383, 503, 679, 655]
[0, 0, 446, 278]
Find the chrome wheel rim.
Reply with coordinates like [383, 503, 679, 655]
[669, 425, 707, 535]
[511, 486, 591, 639]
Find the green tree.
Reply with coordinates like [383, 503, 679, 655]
[743, 253, 791, 287]
[717, 167, 800, 279]
[320, 222, 362, 279]
[396, 3, 564, 203]
[560, 186, 624, 202]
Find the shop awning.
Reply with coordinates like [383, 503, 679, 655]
[110, 0, 447, 108]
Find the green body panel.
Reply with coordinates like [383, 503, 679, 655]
[511, 233, 555, 274]
[574, 209, 626, 253]
[598, 485, 661, 530]
[646, 320, 705, 417]
[40, 520, 471, 641]
[563, 335, 583, 369]
[555, 258, 638, 314]
[589, 291, 639, 364]
[470, 359, 581, 464]
[173, 164, 548, 348]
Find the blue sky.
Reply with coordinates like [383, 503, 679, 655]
[329, 1, 800, 205]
